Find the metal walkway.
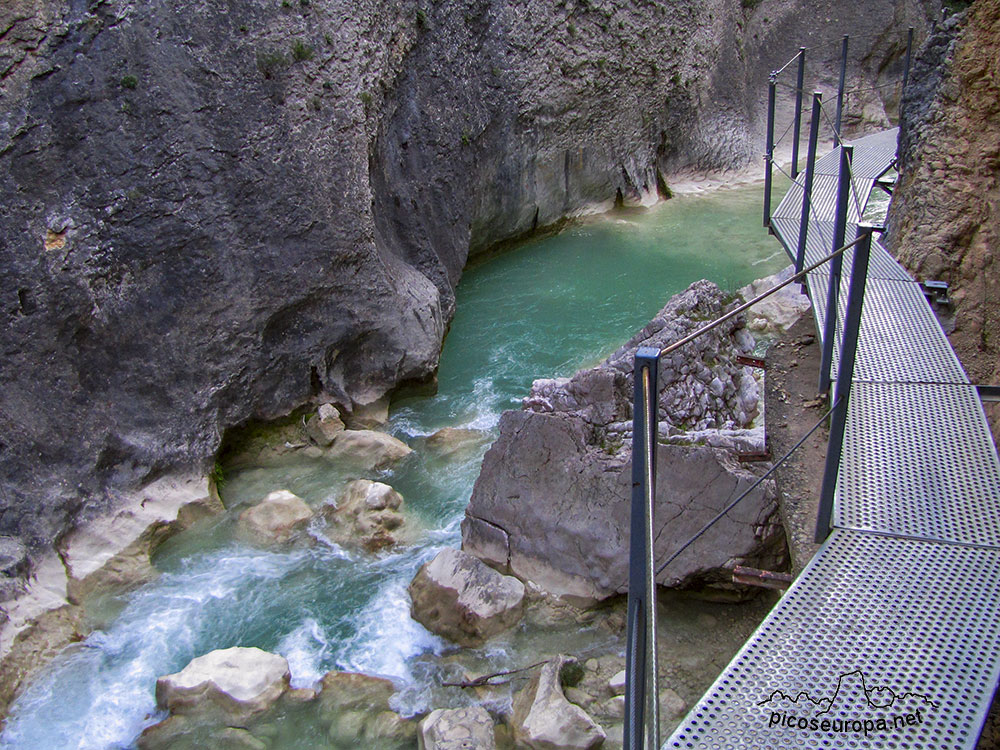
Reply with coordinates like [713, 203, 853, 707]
[665, 130, 1000, 749]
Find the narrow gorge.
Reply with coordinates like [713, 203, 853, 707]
[4, 0, 989, 747]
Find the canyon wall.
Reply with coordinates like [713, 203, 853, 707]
[887, 0, 999, 442]
[0, 0, 932, 580]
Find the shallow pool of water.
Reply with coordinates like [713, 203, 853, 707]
[1, 185, 788, 749]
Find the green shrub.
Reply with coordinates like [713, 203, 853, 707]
[120, 74, 138, 89]
[257, 50, 287, 78]
[291, 40, 314, 61]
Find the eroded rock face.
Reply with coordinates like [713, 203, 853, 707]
[511, 656, 606, 750]
[420, 706, 497, 750]
[237, 490, 314, 545]
[155, 647, 291, 720]
[408, 548, 525, 646]
[463, 281, 786, 603]
[888, 2, 1000, 442]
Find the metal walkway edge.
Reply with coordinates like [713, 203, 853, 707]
[665, 130, 1000, 749]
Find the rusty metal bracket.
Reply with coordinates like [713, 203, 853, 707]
[732, 565, 793, 590]
[736, 355, 767, 369]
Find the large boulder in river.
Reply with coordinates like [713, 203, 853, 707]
[408, 548, 525, 646]
[323, 479, 407, 551]
[155, 647, 291, 719]
[420, 706, 497, 750]
[739, 265, 812, 335]
[325, 430, 413, 470]
[511, 656, 606, 750]
[462, 281, 786, 604]
[237, 490, 313, 545]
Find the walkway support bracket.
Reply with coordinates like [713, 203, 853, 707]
[815, 224, 874, 543]
[624, 347, 661, 750]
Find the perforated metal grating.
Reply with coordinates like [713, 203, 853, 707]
[835, 382, 1000, 546]
[687, 125, 1000, 750]
[665, 530, 1000, 750]
[772, 177, 871, 223]
[770, 217, 913, 282]
[813, 130, 899, 178]
[806, 276, 968, 384]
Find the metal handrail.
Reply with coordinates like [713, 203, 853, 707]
[658, 233, 864, 359]
[625, 224, 876, 750]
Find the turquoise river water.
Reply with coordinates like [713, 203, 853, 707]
[1, 185, 788, 749]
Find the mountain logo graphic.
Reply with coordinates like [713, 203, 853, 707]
[758, 669, 938, 737]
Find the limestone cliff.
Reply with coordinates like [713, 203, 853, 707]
[0, 0, 931, 577]
[887, 1, 1000, 442]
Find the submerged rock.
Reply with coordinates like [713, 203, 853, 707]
[155, 647, 291, 719]
[423, 428, 490, 459]
[408, 548, 525, 646]
[463, 280, 786, 604]
[420, 705, 497, 750]
[511, 656, 606, 750]
[317, 670, 417, 748]
[237, 490, 314, 545]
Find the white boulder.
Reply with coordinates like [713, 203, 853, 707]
[511, 656, 606, 750]
[237, 490, 313, 544]
[420, 705, 496, 749]
[155, 647, 290, 718]
[408, 548, 525, 646]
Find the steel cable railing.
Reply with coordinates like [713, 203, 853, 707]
[655, 399, 838, 579]
[763, 28, 914, 226]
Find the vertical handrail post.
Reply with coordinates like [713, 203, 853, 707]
[815, 224, 874, 542]
[790, 48, 806, 178]
[624, 347, 661, 750]
[819, 144, 854, 396]
[795, 93, 823, 275]
[835, 35, 849, 145]
[763, 73, 777, 228]
[901, 26, 914, 94]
